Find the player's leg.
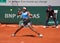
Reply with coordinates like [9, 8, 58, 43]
[52, 16, 58, 28]
[46, 15, 51, 26]
[28, 23, 43, 37]
[12, 26, 24, 37]
[44, 16, 50, 28]
[12, 23, 24, 37]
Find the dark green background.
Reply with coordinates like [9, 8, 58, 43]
[0, 6, 60, 25]
[0, 0, 6, 3]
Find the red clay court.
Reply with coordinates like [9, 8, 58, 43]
[0, 24, 60, 43]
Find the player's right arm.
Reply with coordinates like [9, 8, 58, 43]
[18, 10, 22, 15]
[46, 10, 49, 18]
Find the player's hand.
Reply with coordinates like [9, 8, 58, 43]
[18, 11, 22, 15]
[18, 11, 20, 15]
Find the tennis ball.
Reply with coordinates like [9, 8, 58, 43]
[10, 9, 12, 11]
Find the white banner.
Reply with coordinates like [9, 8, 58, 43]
[0, 0, 60, 6]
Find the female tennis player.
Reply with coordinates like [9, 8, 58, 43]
[12, 7, 43, 37]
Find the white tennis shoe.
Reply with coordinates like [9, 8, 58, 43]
[11, 34, 16, 37]
[38, 34, 43, 38]
[43, 26, 46, 28]
[56, 26, 58, 29]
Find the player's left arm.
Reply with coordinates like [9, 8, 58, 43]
[52, 10, 56, 18]
[52, 10, 54, 14]
[27, 12, 32, 17]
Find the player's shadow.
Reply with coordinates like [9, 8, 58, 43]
[17, 35, 36, 37]
[22, 35, 36, 37]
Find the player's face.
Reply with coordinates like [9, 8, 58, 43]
[23, 9, 26, 12]
[48, 7, 52, 10]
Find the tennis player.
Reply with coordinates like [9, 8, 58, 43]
[44, 5, 58, 28]
[12, 7, 43, 37]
